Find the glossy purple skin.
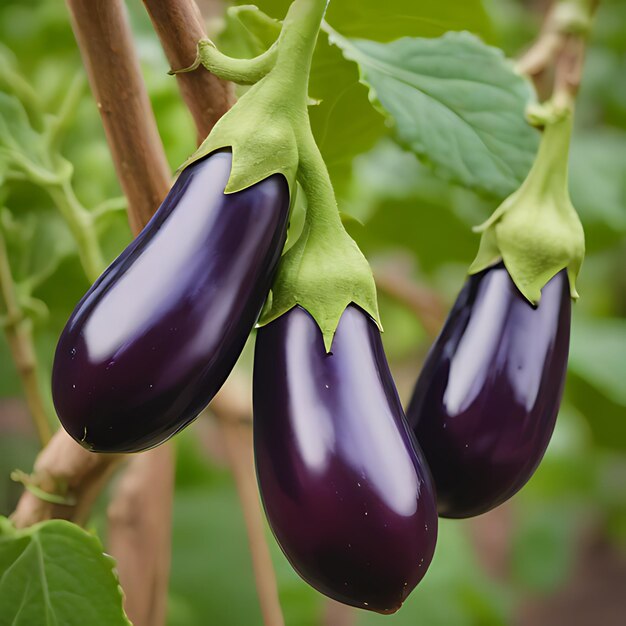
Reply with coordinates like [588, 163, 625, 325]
[52, 151, 289, 453]
[407, 265, 571, 518]
[254, 305, 438, 613]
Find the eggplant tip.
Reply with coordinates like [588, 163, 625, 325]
[371, 602, 402, 615]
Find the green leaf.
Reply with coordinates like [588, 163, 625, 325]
[0, 93, 60, 186]
[569, 316, 626, 407]
[331, 31, 539, 198]
[0, 517, 130, 625]
[344, 140, 488, 272]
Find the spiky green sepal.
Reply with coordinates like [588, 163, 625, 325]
[469, 106, 584, 303]
[259, 216, 381, 352]
[177, 74, 301, 197]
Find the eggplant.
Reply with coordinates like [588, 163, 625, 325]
[52, 150, 289, 453]
[407, 264, 571, 518]
[254, 305, 438, 613]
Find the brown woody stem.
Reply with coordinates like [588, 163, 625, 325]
[65, 0, 171, 234]
[142, 0, 235, 144]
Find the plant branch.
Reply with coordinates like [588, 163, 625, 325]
[46, 179, 105, 282]
[11, 429, 123, 528]
[142, 0, 235, 143]
[0, 61, 44, 130]
[0, 229, 52, 446]
[46, 72, 86, 152]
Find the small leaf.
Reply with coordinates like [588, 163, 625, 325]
[0, 517, 130, 626]
[331, 31, 539, 198]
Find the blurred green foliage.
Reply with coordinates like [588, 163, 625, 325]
[0, 0, 625, 624]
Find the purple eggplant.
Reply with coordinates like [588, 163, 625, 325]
[52, 150, 289, 453]
[407, 264, 571, 518]
[254, 305, 437, 613]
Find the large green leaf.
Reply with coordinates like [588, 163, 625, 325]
[0, 517, 130, 626]
[331, 31, 539, 198]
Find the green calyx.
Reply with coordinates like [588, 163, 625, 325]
[174, 0, 381, 349]
[469, 102, 585, 303]
[259, 138, 381, 352]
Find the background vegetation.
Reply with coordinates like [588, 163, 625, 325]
[0, 0, 625, 624]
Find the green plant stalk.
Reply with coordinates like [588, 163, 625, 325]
[46, 179, 105, 282]
[45, 72, 86, 152]
[0, 229, 52, 446]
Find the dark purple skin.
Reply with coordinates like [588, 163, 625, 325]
[52, 150, 289, 453]
[407, 264, 571, 519]
[254, 305, 438, 614]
